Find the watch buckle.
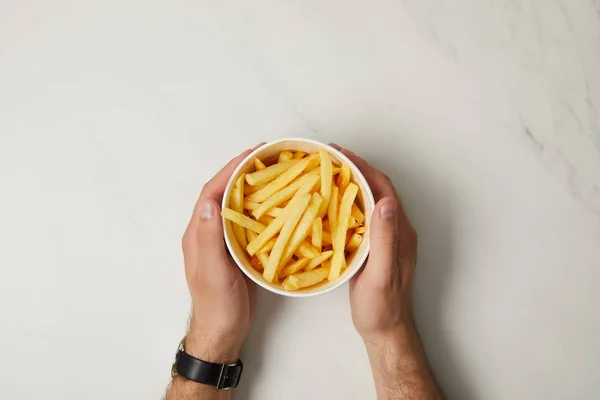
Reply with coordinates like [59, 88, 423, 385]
[216, 363, 236, 390]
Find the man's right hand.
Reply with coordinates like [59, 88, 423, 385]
[331, 144, 442, 400]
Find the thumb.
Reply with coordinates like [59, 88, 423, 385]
[367, 197, 399, 275]
[193, 198, 228, 265]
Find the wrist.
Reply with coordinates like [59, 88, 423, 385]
[361, 319, 416, 347]
[185, 318, 243, 364]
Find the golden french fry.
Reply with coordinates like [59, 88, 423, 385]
[329, 183, 359, 281]
[293, 151, 306, 159]
[312, 217, 322, 252]
[318, 150, 333, 217]
[282, 267, 330, 291]
[355, 226, 368, 234]
[345, 233, 363, 252]
[244, 183, 264, 195]
[348, 216, 360, 229]
[306, 155, 321, 172]
[222, 208, 266, 234]
[243, 200, 283, 218]
[263, 193, 312, 283]
[279, 257, 311, 279]
[250, 256, 264, 271]
[247, 154, 317, 203]
[254, 157, 266, 171]
[322, 244, 333, 253]
[279, 193, 323, 268]
[346, 230, 354, 246]
[245, 159, 299, 187]
[251, 170, 319, 220]
[246, 193, 305, 256]
[322, 230, 332, 245]
[278, 150, 294, 163]
[246, 229, 268, 270]
[258, 215, 275, 226]
[351, 203, 365, 224]
[332, 167, 341, 175]
[322, 219, 330, 232]
[305, 250, 334, 271]
[230, 174, 248, 248]
[258, 237, 277, 253]
[336, 163, 351, 195]
[297, 241, 320, 258]
[328, 185, 340, 245]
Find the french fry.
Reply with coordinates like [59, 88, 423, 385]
[246, 193, 304, 256]
[278, 150, 294, 163]
[258, 237, 277, 253]
[306, 155, 321, 172]
[322, 219, 330, 232]
[351, 203, 365, 224]
[332, 167, 341, 175]
[345, 233, 363, 252]
[244, 183, 263, 195]
[312, 217, 322, 252]
[297, 241, 320, 258]
[263, 193, 312, 283]
[252, 170, 319, 220]
[305, 250, 334, 271]
[322, 230, 333, 245]
[329, 183, 359, 281]
[243, 200, 283, 218]
[348, 216, 360, 229]
[279, 257, 311, 279]
[355, 226, 368, 234]
[247, 154, 318, 203]
[328, 185, 340, 247]
[222, 208, 267, 234]
[254, 157, 266, 171]
[282, 267, 330, 291]
[279, 193, 323, 268]
[293, 151, 306, 159]
[246, 229, 268, 270]
[258, 215, 275, 226]
[318, 150, 333, 217]
[245, 159, 299, 187]
[231, 174, 248, 248]
[336, 163, 351, 195]
[250, 256, 264, 271]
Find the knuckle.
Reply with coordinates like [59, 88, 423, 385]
[373, 230, 399, 245]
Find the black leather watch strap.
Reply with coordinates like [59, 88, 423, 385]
[174, 350, 243, 390]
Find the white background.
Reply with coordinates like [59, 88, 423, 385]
[1, 1, 599, 399]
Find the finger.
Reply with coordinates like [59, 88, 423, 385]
[192, 198, 229, 266]
[366, 197, 399, 276]
[193, 142, 265, 219]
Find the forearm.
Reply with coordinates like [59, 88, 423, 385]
[365, 324, 442, 400]
[167, 376, 231, 400]
[166, 323, 241, 400]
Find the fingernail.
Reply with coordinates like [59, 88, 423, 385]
[251, 142, 267, 151]
[380, 201, 397, 220]
[200, 201, 216, 220]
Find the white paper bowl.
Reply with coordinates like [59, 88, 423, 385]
[222, 138, 375, 297]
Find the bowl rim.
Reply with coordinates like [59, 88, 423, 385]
[221, 137, 375, 297]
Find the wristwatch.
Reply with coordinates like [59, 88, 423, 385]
[172, 341, 243, 390]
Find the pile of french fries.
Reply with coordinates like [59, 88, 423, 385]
[222, 149, 367, 291]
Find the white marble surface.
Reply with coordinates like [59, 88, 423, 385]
[1, 1, 599, 399]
